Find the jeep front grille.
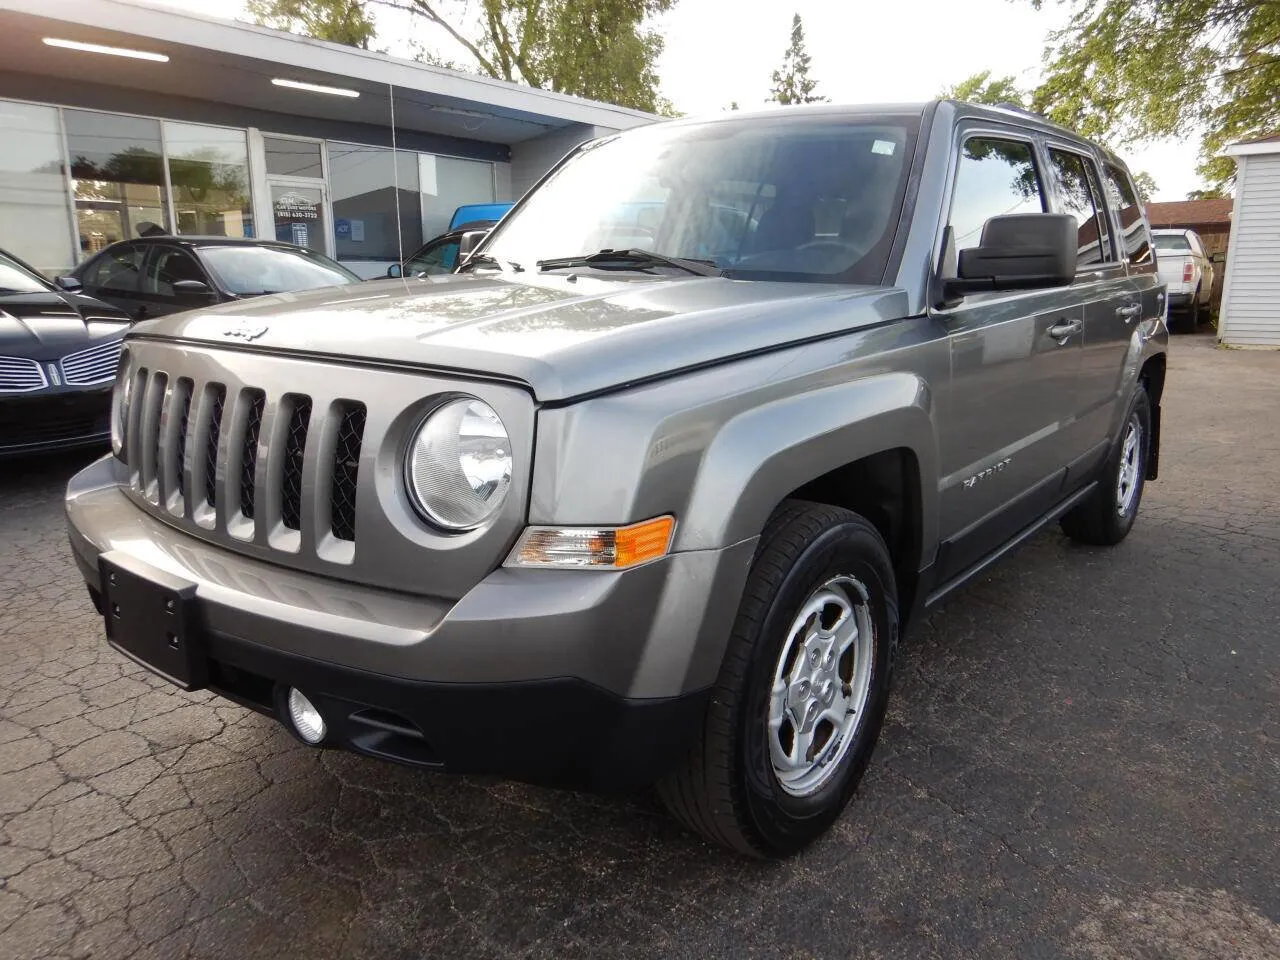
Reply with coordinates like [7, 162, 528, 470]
[127, 370, 367, 557]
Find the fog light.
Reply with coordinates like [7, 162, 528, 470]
[286, 688, 326, 744]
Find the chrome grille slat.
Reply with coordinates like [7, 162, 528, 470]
[60, 340, 123, 385]
[138, 372, 168, 503]
[0, 356, 47, 392]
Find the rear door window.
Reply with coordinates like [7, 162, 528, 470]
[948, 137, 1047, 259]
[1047, 148, 1113, 268]
[1102, 163, 1153, 265]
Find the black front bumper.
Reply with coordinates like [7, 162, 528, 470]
[87, 582, 709, 793]
[0, 388, 110, 457]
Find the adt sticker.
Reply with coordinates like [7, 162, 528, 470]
[872, 140, 896, 156]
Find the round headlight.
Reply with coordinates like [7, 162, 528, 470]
[406, 399, 512, 530]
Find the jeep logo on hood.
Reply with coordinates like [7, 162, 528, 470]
[223, 323, 269, 342]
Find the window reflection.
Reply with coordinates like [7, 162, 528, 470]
[0, 101, 74, 275]
[65, 110, 169, 257]
[329, 143, 421, 261]
[165, 122, 253, 239]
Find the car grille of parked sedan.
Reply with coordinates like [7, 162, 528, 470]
[60, 340, 124, 385]
[0, 356, 48, 392]
[124, 370, 367, 550]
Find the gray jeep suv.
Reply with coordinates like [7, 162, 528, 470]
[65, 101, 1168, 858]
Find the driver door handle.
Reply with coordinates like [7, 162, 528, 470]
[1048, 318, 1083, 342]
[1116, 303, 1142, 322]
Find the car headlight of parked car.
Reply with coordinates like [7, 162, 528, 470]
[110, 348, 132, 461]
[405, 398, 512, 531]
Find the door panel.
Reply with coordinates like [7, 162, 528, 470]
[934, 290, 1083, 579]
[930, 128, 1087, 580]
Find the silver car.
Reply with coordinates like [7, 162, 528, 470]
[66, 101, 1168, 857]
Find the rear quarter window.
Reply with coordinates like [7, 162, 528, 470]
[1102, 164, 1153, 265]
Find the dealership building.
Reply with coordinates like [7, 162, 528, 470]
[0, 0, 653, 278]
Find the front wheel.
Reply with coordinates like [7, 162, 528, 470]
[658, 501, 897, 858]
[1061, 387, 1151, 546]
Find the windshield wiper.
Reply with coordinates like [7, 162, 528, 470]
[457, 253, 523, 273]
[537, 248, 722, 277]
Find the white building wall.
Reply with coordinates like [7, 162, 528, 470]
[1220, 150, 1280, 346]
[508, 124, 618, 199]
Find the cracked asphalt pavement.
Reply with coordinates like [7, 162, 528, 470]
[2, 333, 1278, 959]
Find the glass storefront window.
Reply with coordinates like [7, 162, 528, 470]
[65, 110, 169, 260]
[419, 155, 496, 240]
[264, 137, 323, 178]
[165, 122, 253, 239]
[0, 100, 75, 275]
[329, 143, 422, 261]
[270, 183, 328, 253]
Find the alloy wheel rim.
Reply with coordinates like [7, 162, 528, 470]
[1116, 416, 1142, 516]
[767, 575, 875, 798]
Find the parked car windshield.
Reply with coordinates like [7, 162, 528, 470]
[198, 245, 360, 296]
[482, 113, 920, 283]
[0, 251, 52, 294]
[1153, 234, 1193, 252]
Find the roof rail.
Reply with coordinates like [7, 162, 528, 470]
[994, 101, 1044, 118]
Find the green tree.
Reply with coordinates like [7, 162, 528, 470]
[376, 0, 675, 113]
[1186, 187, 1227, 200]
[252, 0, 674, 113]
[247, 0, 377, 48]
[940, 70, 1028, 108]
[769, 13, 826, 105]
[1029, 0, 1280, 189]
[1131, 170, 1157, 203]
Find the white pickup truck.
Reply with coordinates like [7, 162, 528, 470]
[1153, 228, 1214, 332]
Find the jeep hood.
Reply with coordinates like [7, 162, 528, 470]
[134, 274, 909, 402]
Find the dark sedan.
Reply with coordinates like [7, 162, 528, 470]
[0, 248, 132, 457]
[70, 236, 361, 321]
[387, 220, 498, 278]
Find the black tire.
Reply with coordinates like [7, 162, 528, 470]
[1189, 288, 1202, 327]
[1168, 307, 1193, 334]
[1060, 387, 1151, 546]
[657, 501, 898, 858]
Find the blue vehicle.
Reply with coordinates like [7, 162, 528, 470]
[449, 202, 513, 230]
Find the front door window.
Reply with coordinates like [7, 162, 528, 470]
[270, 184, 327, 254]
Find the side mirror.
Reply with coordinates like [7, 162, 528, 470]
[1210, 252, 1225, 264]
[457, 230, 488, 259]
[944, 213, 1077, 298]
[55, 275, 82, 293]
[386, 263, 402, 278]
[172, 279, 216, 301]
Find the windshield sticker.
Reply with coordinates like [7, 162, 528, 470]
[872, 140, 896, 156]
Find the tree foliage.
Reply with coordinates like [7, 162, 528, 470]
[769, 13, 826, 105]
[1028, 0, 1280, 188]
[247, 0, 377, 48]
[1130, 169, 1157, 202]
[249, 0, 674, 112]
[939, 70, 1027, 108]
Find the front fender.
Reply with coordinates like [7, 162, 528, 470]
[679, 372, 939, 552]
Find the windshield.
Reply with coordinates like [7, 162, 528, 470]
[199, 245, 360, 296]
[0, 252, 51, 294]
[482, 113, 920, 282]
[1153, 234, 1192, 252]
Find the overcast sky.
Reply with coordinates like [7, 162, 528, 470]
[152, 0, 1202, 199]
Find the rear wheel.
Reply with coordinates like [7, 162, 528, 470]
[1061, 387, 1151, 546]
[658, 501, 897, 858]
[1189, 287, 1202, 326]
